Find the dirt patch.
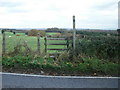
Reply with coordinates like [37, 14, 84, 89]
[2, 67, 116, 77]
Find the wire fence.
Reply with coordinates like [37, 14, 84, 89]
[2, 31, 71, 57]
[2, 32, 45, 56]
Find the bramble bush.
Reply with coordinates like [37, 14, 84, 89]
[72, 36, 119, 62]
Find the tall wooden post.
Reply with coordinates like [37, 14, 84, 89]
[73, 15, 76, 50]
[37, 33, 40, 54]
[2, 31, 6, 56]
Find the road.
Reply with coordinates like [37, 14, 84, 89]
[1, 72, 119, 88]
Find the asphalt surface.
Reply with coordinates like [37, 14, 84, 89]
[1, 72, 119, 88]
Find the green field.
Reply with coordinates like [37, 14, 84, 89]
[46, 32, 59, 35]
[1, 32, 68, 54]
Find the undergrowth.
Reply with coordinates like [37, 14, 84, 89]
[2, 55, 119, 76]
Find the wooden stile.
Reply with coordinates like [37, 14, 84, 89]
[44, 36, 69, 56]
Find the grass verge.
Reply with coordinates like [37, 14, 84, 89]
[2, 55, 119, 76]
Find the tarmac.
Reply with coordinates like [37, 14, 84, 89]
[1, 72, 119, 88]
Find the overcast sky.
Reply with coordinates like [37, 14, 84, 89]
[0, 0, 119, 29]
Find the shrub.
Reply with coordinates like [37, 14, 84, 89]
[2, 55, 119, 76]
[28, 29, 46, 37]
[77, 63, 89, 72]
[2, 55, 32, 68]
[71, 36, 119, 62]
[99, 62, 119, 75]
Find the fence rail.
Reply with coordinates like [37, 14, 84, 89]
[46, 38, 67, 40]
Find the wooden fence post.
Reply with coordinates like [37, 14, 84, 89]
[37, 33, 40, 54]
[44, 36, 47, 54]
[73, 15, 76, 50]
[66, 38, 69, 51]
[2, 31, 6, 56]
[13, 32, 16, 34]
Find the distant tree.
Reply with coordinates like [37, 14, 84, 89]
[38, 30, 46, 37]
[46, 27, 59, 31]
[28, 29, 46, 37]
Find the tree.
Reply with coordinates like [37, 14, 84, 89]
[28, 29, 46, 37]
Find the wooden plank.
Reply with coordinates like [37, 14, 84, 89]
[47, 38, 67, 40]
[46, 35, 65, 37]
[47, 43, 67, 45]
[47, 49, 67, 50]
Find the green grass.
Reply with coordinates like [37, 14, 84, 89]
[3, 32, 67, 54]
[5, 32, 37, 52]
[46, 32, 59, 35]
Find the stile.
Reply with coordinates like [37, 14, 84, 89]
[44, 31, 70, 56]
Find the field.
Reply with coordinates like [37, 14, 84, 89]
[2, 32, 67, 54]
